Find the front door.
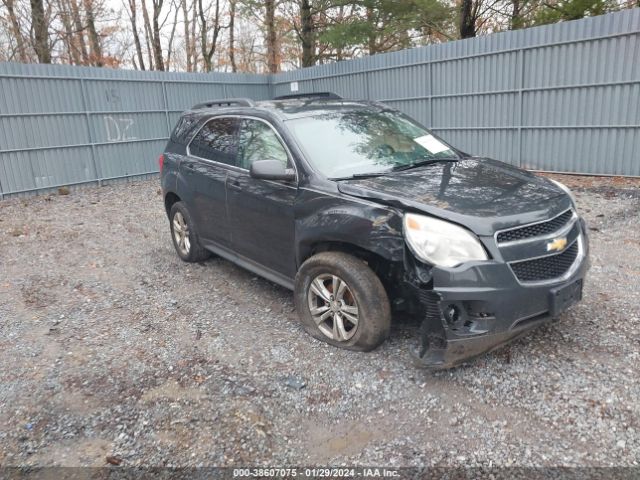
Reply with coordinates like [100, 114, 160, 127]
[226, 118, 298, 279]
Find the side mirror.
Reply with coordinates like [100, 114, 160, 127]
[249, 159, 296, 181]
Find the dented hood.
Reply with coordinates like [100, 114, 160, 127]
[336, 158, 571, 236]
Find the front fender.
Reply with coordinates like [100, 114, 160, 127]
[295, 190, 405, 267]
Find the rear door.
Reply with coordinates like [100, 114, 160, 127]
[182, 116, 239, 247]
[225, 117, 298, 279]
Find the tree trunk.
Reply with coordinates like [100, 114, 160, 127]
[335, 5, 344, 62]
[151, 0, 165, 70]
[459, 0, 476, 39]
[190, 0, 197, 70]
[166, 1, 179, 69]
[265, 0, 278, 73]
[58, 0, 80, 63]
[2, 0, 29, 62]
[229, 0, 236, 72]
[197, 0, 209, 71]
[141, 0, 155, 69]
[69, 0, 89, 63]
[83, 0, 103, 66]
[366, 6, 376, 55]
[128, 0, 146, 69]
[510, 0, 521, 29]
[181, 0, 191, 71]
[30, 0, 51, 63]
[300, 0, 314, 67]
[199, 0, 222, 72]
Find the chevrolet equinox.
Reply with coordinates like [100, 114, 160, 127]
[159, 93, 589, 368]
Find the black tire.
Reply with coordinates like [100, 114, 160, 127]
[294, 252, 391, 351]
[169, 201, 211, 263]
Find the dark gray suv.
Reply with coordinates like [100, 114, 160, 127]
[160, 93, 589, 368]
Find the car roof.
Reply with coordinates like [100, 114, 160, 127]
[255, 99, 393, 120]
[183, 97, 394, 122]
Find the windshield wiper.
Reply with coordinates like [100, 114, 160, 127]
[330, 157, 460, 180]
[330, 170, 394, 181]
[391, 157, 459, 172]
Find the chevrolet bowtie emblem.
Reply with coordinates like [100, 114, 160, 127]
[547, 237, 567, 252]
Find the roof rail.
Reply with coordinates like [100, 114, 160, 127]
[274, 92, 342, 101]
[191, 98, 255, 109]
[367, 99, 395, 110]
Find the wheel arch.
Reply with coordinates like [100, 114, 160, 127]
[164, 191, 181, 217]
[300, 240, 402, 298]
[304, 240, 387, 267]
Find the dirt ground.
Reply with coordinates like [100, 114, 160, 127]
[0, 173, 639, 469]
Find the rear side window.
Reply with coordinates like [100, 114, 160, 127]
[170, 115, 199, 144]
[237, 119, 289, 170]
[188, 117, 238, 165]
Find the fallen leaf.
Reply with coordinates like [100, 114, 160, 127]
[106, 455, 122, 466]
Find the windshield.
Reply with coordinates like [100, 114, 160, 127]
[287, 110, 459, 179]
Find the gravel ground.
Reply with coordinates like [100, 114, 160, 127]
[0, 174, 639, 469]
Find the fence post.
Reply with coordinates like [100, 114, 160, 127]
[162, 81, 171, 136]
[428, 61, 433, 128]
[0, 143, 3, 198]
[517, 48, 525, 168]
[365, 71, 371, 100]
[79, 78, 101, 186]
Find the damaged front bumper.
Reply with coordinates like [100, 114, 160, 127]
[408, 229, 590, 369]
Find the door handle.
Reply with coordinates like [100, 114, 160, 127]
[227, 179, 242, 191]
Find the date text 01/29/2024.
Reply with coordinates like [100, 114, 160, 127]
[232, 468, 401, 477]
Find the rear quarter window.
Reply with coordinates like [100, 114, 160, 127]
[170, 115, 200, 145]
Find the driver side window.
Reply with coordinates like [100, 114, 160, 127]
[237, 119, 289, 170]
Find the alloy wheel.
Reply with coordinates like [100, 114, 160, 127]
[172, 211, 191, 256]
[307, 274, 359, 341]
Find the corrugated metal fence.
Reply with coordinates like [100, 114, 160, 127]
[273, 8, 640, 177]
[0, 65, 269, 197]
[1, 9, 639, 198]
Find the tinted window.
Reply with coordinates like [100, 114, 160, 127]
[170, 114, 199, 144]
[189, 117, 238, 165]
[237, 119, 289, 170]
[287, 110, 458, 179]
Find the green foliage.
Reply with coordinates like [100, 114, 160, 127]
[532, 0, 618, 25]
[319, 17, 371, 51]
[412, 0, 455, 36]
[318, 0, 453, 54]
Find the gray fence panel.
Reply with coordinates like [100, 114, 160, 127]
[94, 140, 167, 179]
[272, 8, 640, 177]
[0, 64, 269, 198]
[1, 9, 639, 198]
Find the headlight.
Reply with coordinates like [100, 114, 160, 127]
[548, 178, 576, 205]
[403, 213, 488, 267]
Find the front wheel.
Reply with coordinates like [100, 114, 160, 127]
[294, 252, 391, 351]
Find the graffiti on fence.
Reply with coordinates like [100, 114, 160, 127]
[104, 116, 137, 142]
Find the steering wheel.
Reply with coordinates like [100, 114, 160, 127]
[374, 143, 396, 158]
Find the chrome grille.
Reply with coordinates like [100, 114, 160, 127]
[510, 241, 579, 282]
[497, 210, 573, 243]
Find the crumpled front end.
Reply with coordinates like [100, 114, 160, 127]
[408, 214, 590, 369]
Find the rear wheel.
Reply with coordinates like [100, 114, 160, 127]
[169, 201, 211, 262]
[294, 252, 391, 351]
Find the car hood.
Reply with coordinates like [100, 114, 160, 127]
[336, 158, 571, 236]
